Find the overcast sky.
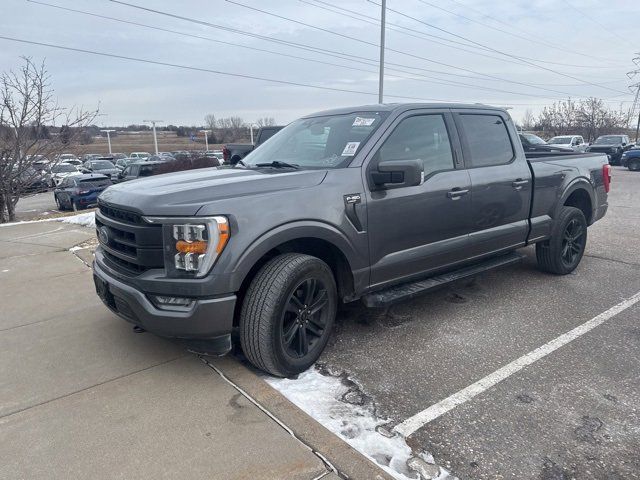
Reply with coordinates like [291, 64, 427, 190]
[1, 0, 637, 126]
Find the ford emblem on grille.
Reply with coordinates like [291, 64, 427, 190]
[98, 226, 110, 246]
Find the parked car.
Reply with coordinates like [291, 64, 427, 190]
[49, 162, 82, 187]
[130, 152, 151, 160]
[114, 157, 136, 170]
[586, 135, 633, 165]
[222, 126, 284, 165]
[518, 133, 571, 153]
[621, 146, 640, 171]
[112, 153, 127, 160]
[93, 103, 611, 377]
[57, 153, 80, 163]
[547, 135, 587, 152]
[62, 159, 83, 168]
[82, 158, 120, 178]
[82, 154, 102, 162]
[15, 167, 49, 193]
[113, 160, 168, 183]
[54, 174, 112, 211]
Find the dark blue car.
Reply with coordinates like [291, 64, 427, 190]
[53, 174, 112, 211]
[621, 147, 640, 171]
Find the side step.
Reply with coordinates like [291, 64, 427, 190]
[362, 252, 526, 308]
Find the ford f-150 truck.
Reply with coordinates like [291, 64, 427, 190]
[93, 104, 610, 377]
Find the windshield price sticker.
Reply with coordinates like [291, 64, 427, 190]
[341, 142, 360, 156]
[353, 117, 376, 127]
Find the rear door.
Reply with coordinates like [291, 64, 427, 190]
[365, 109, 473, 288]
[453, 110, 532, 256]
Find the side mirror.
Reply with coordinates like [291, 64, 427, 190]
[371, 159, 423, 189]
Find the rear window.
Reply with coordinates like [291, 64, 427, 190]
[459, 114, 514, 167]
[78, 179, 111, 187]
[139, 164, 161, 177]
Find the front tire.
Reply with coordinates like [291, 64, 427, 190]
[240, 253, 337, 377]
[536, 206, 587, 275]
[629, 159, 640, 171]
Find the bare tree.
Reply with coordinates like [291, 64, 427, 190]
[534, 97, 627, 141]
[521, 109, 535, 131]
[204, 113, 216, 132]
[0, 57, 98, 222]
[256, 117, 276, 127]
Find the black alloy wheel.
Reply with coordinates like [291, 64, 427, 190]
[281, 278, 330, 358]
[560, 218, 586, 268]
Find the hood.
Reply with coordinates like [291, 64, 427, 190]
[94, 168, 120, 175]
[54, 171, 82, 178]
[589, 144, 619, 150]
[99, 167, 328, 216]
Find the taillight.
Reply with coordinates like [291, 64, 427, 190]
[223, 146, 230, 162]
[76, 188, 90, 195]
[602, 164, 611, 193]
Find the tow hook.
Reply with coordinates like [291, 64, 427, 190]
[133, 325, 146, 334]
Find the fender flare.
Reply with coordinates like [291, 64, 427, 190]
[556, 177, 596, 221]
[229, 220, 364, 292]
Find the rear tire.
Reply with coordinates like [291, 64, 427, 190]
[239, 253, 337, 377]
[536, 206, 587, 275]
[54, 194, 64, 211]
[629, 159, 640, 171]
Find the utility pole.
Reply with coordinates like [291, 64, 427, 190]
[199, 130, 211, 151]
[250, 124, 259, 144]
[378, 0, 386, 104]
[143, 120, 164, 154]
[627, 54, 640, 143]
[100, 129, 115, 155]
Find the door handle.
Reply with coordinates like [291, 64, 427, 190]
[447, 188, 469, 199]
[512, 179, 529, 190]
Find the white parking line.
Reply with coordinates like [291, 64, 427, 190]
[394, 291, 640, 438]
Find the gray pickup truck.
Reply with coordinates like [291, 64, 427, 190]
[222, 126, 284, 165]
[93, 103, 610, 376]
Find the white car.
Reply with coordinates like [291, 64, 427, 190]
[49, 163, 82, 187]
[547, 135, 587, 152]
[130, 152, 151, 160]
[57, 153, 80, 162]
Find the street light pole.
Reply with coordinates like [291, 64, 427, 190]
[100, 129, 115, 155]
[200, 130, 211, 151]
[378, 0, 386, 104]
[143, 120, 164, 154]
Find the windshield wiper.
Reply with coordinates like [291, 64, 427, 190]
[254, 161, 300, 169]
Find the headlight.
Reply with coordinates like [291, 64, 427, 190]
[143, 216, 230, 277]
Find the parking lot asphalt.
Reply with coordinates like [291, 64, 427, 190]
[320, 166, 640, 479]
[14, 190, 57, 221]
[0, 221, 388, 480]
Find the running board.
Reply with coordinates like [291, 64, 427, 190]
[362, 252, 526, 308]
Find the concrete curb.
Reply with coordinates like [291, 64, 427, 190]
[206, 356, 394, 480]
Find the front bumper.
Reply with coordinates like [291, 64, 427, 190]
[93, 258, 236, 354]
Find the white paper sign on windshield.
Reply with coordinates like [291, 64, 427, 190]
[352, 117, 376, 127]
[341, 142, 360, 156]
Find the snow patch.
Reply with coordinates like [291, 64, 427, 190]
[57, 211, 95, 228]
[266, 366, 450, 480]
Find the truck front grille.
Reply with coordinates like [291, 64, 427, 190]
[96, 201, 164, 275]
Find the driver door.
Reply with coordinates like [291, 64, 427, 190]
[364, 110, 473, 289]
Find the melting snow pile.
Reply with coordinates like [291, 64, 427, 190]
[266, 366, 450, 480]
[57, 211, 96, 228]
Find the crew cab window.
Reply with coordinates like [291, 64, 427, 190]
[375, 114, 454, 177]
[459, 114, 514, 167]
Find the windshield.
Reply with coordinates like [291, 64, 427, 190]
[595, 136, 623, 145]
[549, 137, 572, 144]
[243, 112, 389, 169]
[522, 133, 546, 145]
[52, 164, 77, 173]
[91, 160, 115, 169]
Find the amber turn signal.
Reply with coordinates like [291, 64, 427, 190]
[176, 240, 208, 254]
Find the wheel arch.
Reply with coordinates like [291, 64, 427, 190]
[231, 223, 361, 324]
[559, 179, 595, 225]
